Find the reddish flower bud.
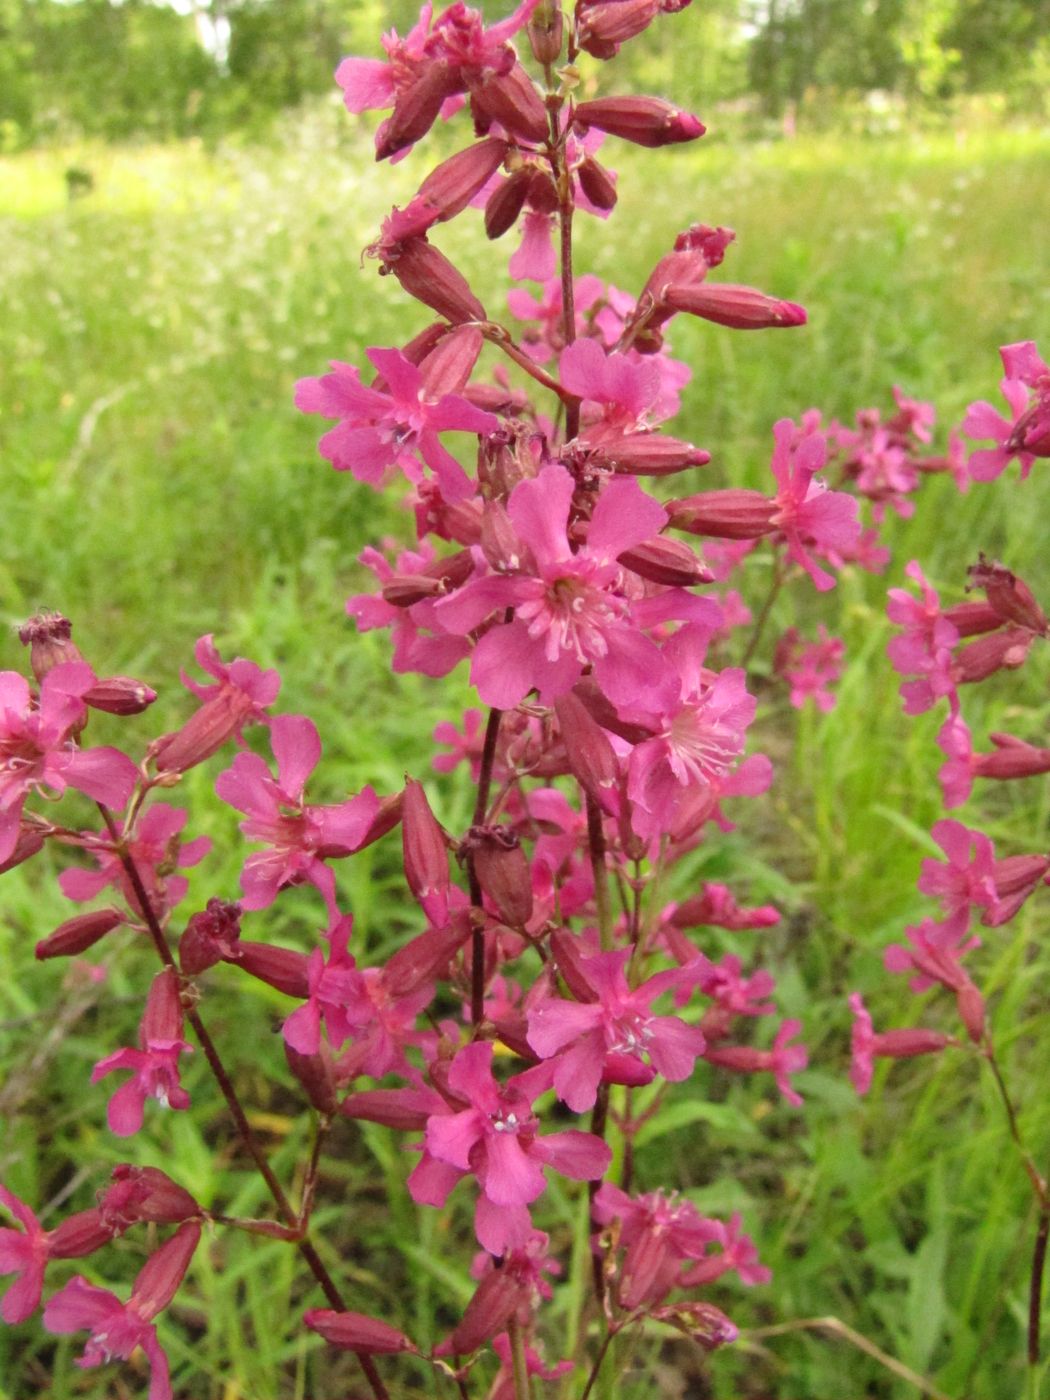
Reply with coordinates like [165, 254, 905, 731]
[480, 498, 523, 570]
[574, 96, 705, 148]
[466, 824, 533, 927]
[305, 1308, 417, 1355]
[129, 1221, 201, 1319]
[180, 898, 242, 974]
[383, 918, 471, 998]
[577, 155, 618, 211]
[82, 675, 157, 716]
[956, 981, 985, 1044]
[872, 1027, 955, 1059]
[382, 550, 476, 607]
[665, 282, 806, 330]
[974, 735, 1050, 782]
[968, 556, 1048, 635]
[985, 853, 1050, 924]
[550, 927, 601, 1004]
[578, 0, 661, 57]
[952, 627, 1033, 683]
[554, 692, 622, 816]
[354, 790, 405, 850]
[416, 139, 509, 223]
[0, 823, 45, 874]
[18, 610, 83, 680]
[383, 237, 487, 325]
[402, 778, 451, 923]
[649, 1302, 738, 1351]
[617, 535, 713, 587]
[36, 908, 124, 961]
[436, 1269, 522, 1355]
[340, 1086, 439, 1131]
[375, 61, 457, 162]
[1008, 398, 1050, 458]
[584, 432, 711, 476]
[419, 325, 485, 397]
[942, 600, 1002, 637]
[285, 1040, 338, 1114]
[469, 63, 549, 145]
[667, 489, 776, 539]
[485, 169, 531, 239]
[528, 1, 564, 64]
[230, 940, 311, 998]
[98, 1165, 201, 1230]
[141, 968, 184, 1045]
[526, 167, 559, 215]
[46, 1210, 115, 1259]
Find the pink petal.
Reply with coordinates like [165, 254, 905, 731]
[480, 1134, 547, 1206]
[270, 715, 321, 799]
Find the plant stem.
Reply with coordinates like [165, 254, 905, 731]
[97, 804, 389, 1400]
[579, 1327, 615, 1400]
[508, 1316, 534, 1400]
[740, 555, 784, 670]
[467, 707, 503, 1029]
[585, 792, 614, 951]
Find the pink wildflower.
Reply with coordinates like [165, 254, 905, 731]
[964, 340, 1050, 480]
[152, 636, 279, 775]
[917, 819, 1001, 933]
[774, 625, 844, 711]
[703, 1018, 807, 1106]
[295, 346, 498, 504]
[215, 714, 378, 917]
[848, 992, 955, 1095]
[58, 804, 210, 921]
[91, 970, 192, 1136]
[0, 663, 138, 864]
[592, 1182, 721, 1308]
[768, 418, 860, 590]
[43, 1222, 200, 1400]
[886, 561, 960, 715]
[526, 948, 706, 1111]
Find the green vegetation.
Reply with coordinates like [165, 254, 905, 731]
[2, 116, 1049, 1397]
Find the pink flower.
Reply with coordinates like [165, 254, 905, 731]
[59, 804, 210, 921]
[43, 1223, 200, 1400]
[917, 819, 1001, 933]
[526, 949, 705, 1110]
[703, 1018, 808, 1106]
[0, 663, 138, 864]
[774, 625, 844, 711]
[848, 992, 955, 1095]
[886, 560, 960, 715]
[295, 346, 498, 503]
[592, 1182, 721, 1308]
[768, 418, 860, 590]
[1, 1187, 114, 1325]
[436, 462, 677, 709]
[152, 636, 280, 775]
[415, 1041, 610, 1254]
[215, 714, 378, 916]
[91, 970, 192, 1136]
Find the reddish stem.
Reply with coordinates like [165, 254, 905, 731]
[467, 707, 503, 1028]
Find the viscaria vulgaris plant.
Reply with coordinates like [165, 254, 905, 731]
[3, 3, 1049, 1396]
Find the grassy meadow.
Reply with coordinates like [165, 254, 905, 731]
[2, 106, 1050, 1398]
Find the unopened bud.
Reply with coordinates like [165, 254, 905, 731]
[974, 735, 1050, 782]
[382, 550, 475, 607]
[554, 692, 622, 815]
[129, 1222, 201, 1320]
[469, 64, 549, 145]
[956, 981, 985, 1044]
[384, 237, 487, 325]
[665, 282, 806, 330]
[952, 628, 1033, 684]
[617, 535, 713, 586]
[968, 555, 1048, 634]
[436, 1271, 521, 1356]
[466, 824, 533, 927]
[578, 0, 660, 58]
[585, 432, 710, 476]
[231, 940, 311, 997]
[419, 325, 485, 397]
[0, 824, 46, 875]
[574, 96, 705, 148]
[285, 1040, 338, 1114]
[416, 139, 508, 223]
[526, 167, 559, 214]
[180, 897, 242, 974]
[577, 155, 618, 211]
[528, 1, 564, 64]
[943, 599, 1002, 637]
[375, 61, 456, 161]
[305, 1308, 417, 1356]
[141, 968, 184, 1045]
[550, 927, 600, 1003]
[384, 918, 471, 998]
[84, 675, 157, 715]
[98, 1165, 200, 1230]
[667, 489, 776, 539]
[46, 1209, 115, 1259]
[402, 778, 451, 923]
[36, 908, 124, 961]
[485, 169, 531, 239]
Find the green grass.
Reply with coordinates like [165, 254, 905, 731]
[2, 111, 1050, 1399]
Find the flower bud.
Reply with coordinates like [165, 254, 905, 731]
[382, 550, 475, 607]
[554, 693, 622, 815]
[528, 1, 564, 64]
[617, 535, 713, 586]
[129, 1222, 201, 1320]
[667, 489, 776, 539]
[384, 918, 471, 997]
[956, 981, 985, 1045]
[466, 824, 533, 927]
[375, 61, 456, 162]
[584, 432, 710, 476]
[664, 282, 806, 330]
[180, 897, 242, 974]
[285, 1040, 338, 1114]
[305, 1308, 417, 1355]
[230, 941, 311, 997]
[18, 610, 83, 680]
[952, 628, 1032, 684]
[402, 778, 451, 923]
[83, 675, 158, 716]
[485, 169, 531, 239]
[942, 600, 1002, 637]
[985, 853, 1050, 924]
[98, 1165, 201, 1230]
[141, 968, 184, 1045]
[383, 237, 487, 325]
[577, 155, 618, 211]
[526, 167, 559, 214]
[46, 1209, 115, 1258]
[649, 1302, 738, 1351]
[340, 1086, 438, 1131]
[974, 735, 1050, 782]
[416, 139, 509, 223]
[873, 1027, 955, 1059]
[469, 63, 549, 145]
[36, 909, 124, 961]
[419, 324, 485, 397]
[578, 0, 661, 58]
[0, 823, 45, 875]
[550, 927, 600, 1003]
[574, 96, 705, 148]
[436, 1270, 521, 1356]
[967, 556, 1048, 635]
